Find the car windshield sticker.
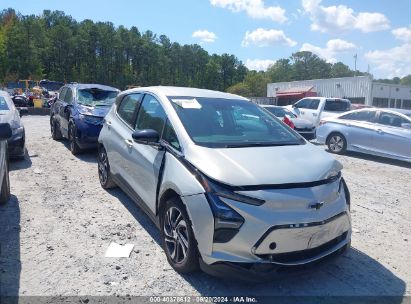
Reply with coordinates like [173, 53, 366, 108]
[171, 98, 202, 109]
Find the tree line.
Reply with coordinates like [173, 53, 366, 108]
[1, 8, 409, 97]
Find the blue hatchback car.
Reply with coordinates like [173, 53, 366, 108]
[50, 83, 119, 154]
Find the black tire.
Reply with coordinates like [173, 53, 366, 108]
[98, 146, 117, 189]
[51, 117, 62, 140]
[68, 123, 81, 155]
[327, 132, 347, 155]
[0, 164, 11, 205]
[161, 197, 199, 273]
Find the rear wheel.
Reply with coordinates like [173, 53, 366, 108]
[51, 117, 62, 140]
[327, 133, 347, 154]
[161, 198, 199, 273]
[98, 146, 116, 189]
[0, 163, 11, 205]
[68, 123, 81, 155]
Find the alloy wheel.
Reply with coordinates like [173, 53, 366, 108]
[98, 150, 108, 185]
[163, 207, 189, 264]
[329, 135, 344, 153]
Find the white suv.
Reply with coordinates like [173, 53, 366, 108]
[288, 97, 351, 126]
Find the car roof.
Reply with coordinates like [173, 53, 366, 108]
[122, 86, 249, 100]
[381, 108, 411, 115]
[65, 83, 119, 91]
[335, 107, 411, 120]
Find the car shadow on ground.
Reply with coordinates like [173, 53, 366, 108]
[60, 141, 98, 163]
[311, 142, 411, 169]
[0, 195, 21, 300]
[9, 149, 32, 171]
[342, 151, 411, 169]
[106, 188, 406, 298]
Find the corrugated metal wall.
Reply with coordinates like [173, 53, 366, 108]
[267, 76, 373, 104]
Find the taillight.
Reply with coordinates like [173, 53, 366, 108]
[283, 116, 295, 129]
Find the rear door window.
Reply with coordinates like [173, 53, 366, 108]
[117, 93, 142, 127]
[324, 99, 351, 112]
[340, 111, 376, 122]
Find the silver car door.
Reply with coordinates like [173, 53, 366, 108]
[372, 111, 411, 160]
[127, 94, 166, 214]
[338, 110, 377, 152]
[108, 93, 142, 177]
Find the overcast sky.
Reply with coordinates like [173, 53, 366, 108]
[3, 0, 411, 79]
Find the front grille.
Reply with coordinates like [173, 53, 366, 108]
[256, 231, 348, 263]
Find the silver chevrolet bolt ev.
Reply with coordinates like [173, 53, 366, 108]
[98, 87, 351, 278]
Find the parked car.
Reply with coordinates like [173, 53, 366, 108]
[262, 105, 316, 140]
[0, 122, 12, 205]
[287, 97, 351, 126]
[98, 86, 351, 278]
[12, 95, 29, 107]
[317, 108, 411, 162]
[50, 83, 119, 154]
[0, 91, 26, 159]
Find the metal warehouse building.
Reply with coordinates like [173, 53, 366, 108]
[267, 76, 411, 109]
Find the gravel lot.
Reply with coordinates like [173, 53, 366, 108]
[1, 115, 410, 297]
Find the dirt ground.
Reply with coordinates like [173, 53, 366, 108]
[1, 115, 410, 297]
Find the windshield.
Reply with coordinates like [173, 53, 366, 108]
[77, 88, 118, 106]
[0, 97, 10, 111]
[169, 97, 303, 148]
[265, 107, 296, 118]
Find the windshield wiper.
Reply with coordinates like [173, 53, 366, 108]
[224, 142, 301, 148]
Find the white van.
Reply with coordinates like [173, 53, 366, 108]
[287, 97, 351, 126]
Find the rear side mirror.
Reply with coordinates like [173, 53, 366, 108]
[401, 123, 411, 129]
[132, 129, 160, 145]
[0, 123, 12, 140]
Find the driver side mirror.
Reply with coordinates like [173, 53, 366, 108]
[401, 123, 411, 129]
[0, 123, 12, 140]
[132, 129, 160, 146]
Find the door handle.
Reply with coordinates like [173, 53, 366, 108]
[125, 139, 133, 147]
[376, 129, 384, 134]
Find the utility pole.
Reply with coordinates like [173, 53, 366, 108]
[354, 54, 357, 76]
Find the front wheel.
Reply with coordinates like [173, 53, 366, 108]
[68, 123, 81, 155]
[51, 117, 62, 140]
[327, 133, 347, 154]
[0, 164, 11, 205]
[161, 198, 199, 273]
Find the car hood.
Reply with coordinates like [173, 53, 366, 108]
[289, 117, 314, 128]
[184, 143, 343, 186]
[77, 104, 112, 117]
